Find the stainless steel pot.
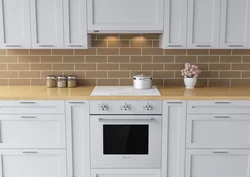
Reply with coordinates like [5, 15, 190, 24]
[133, 74, 152, 89]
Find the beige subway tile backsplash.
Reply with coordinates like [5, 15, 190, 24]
[0, 34, 250, 87]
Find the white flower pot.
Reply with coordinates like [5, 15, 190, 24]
[184, 77, 197, 89]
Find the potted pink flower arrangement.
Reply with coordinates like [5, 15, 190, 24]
[181, 63, 201, 89]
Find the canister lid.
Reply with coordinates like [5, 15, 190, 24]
[57, 75, 67, 79]
[46, 75, 56, 79]
[67, 75, 76, 79]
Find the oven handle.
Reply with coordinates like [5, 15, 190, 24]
[98, 118, 155, 121]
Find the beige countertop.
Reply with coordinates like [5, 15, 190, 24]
[0, 86, 250, 100]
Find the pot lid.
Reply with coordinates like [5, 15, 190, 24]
[133, 74, 152, 79]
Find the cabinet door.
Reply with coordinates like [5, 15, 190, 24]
[161, 0, 188, 48]
[30, 0, 64, 48]
[63, 0, 88, 49]
[187, 0, 221, 48]
[0, 149, 67, 177]
[87, 0, 164, 32]
[186, 150, 250, 177]
[0, 0, 31, 48]
[66, 101, 90, 177]
[186, 115, 250, 148]
[162, 101, 186, 177]
[0, 115, 65, 148]
[220, 0, 250, 48]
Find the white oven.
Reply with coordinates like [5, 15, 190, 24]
[90, 115, 162, 169]
[90, 100, 163, 169]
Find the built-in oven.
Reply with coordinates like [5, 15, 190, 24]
[90, 100, 162, 169]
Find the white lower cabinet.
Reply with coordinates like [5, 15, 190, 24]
[66, 101, 90, 177]
[0, 115, 65, 148]
[0, 149, 67, 177]
[163, 101, 186, 177]
[186, 114, 250, 148]
[91, 169, 161, 177]
[186, 150, 250, 177]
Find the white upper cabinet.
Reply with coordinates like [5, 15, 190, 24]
[220, 0, 250, 48]
[63, 0, 88, 49]
[87, 0, 164, 32]
[30, 0, 64, 48]
[0, 0, 31, 48]
[187, 0, 221, 48]
[161, 0, 188, 48]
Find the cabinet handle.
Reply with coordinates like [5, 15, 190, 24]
[214, 116, 230, 119]
[167, 102, 183, 104]
[167, 44, 183, 47]
[228, 44, 243, 47]
[196, 44, 211, 47]
[0, 122, 2, 143]
[69, 102, 85, 104]
[68, 44, 83, 47]
[20, 102, 36, 104]
[5, 44, 21, 47]
[21, 116, 36, 119]
[214, 101, 231, 104]
[213, 151, 228, 154]
[22, 151, 38, 154]
[38, 44, 54, 47]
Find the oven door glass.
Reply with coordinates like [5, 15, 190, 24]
[103, 125, 148, 155]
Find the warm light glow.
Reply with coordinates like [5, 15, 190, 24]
[105, 36, 119, 40]
[132, 36, 143, 40]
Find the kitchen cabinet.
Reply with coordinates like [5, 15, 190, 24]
[91, 169, 161, 177]
[0, 149, 67, 177]
[66, 101, 90, 177]
[220, 0, 250, 48]
[63, 0, 88, 48]
[187, 0, 221, 48]
[161, 0, 187, 48]
[186, 150, 250, 177]
[0, 115, 66, 149]
[87, 0, 164, 32]
[30, 0, 64, 48]
[0, 100, 65, 114]
[162, 101, 186, 177]
[0, 0, 31, 48]
[186, 114, 250, 148]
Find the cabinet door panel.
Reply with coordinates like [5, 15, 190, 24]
[162, 101, 186, 177]
[0, 150, 66, 177]
[186, 115, 250, 148]
[220, 0, 250, 48]
[0, 115, 65, 148]
[30, 0, 63, 48]
[187, 0, 221, 48]
[66, 101, 90, 177]
[0, 0, 31, 48]
[87, 0, 163, 32]
[161, 0, 187, 48]
[64, 0, 88, 48]
[186, 150, 250, 177]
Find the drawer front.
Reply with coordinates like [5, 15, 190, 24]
[186, 115, 250, 148]
[0, 115, 65, 148]
[0, 101, 65, 114]
[186, 150, 250, 177]
[187, 100, 250, 114]
[91, 169, 161, 177]
[0, 149, 67, 177]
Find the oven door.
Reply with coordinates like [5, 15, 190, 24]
[90, 115, 162, 169]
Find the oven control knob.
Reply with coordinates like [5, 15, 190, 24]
[144, 104, 153, 111]
[100, 104, 109, 111]
[122, 103, 131, 111]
